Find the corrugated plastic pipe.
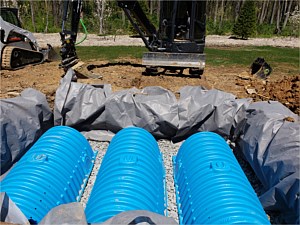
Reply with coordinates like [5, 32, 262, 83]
[173, 131, 271, 225]
[1, 126, 96, 223]
[85, 126, 166, 223]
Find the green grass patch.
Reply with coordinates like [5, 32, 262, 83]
[76, 46, 147, 61]
[205, 46, 299, 74]
[74, 46, 299, 75]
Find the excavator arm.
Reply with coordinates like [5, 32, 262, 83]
[60, 0, 206, 75]
[117, 1, 159, 51]
[59, 0, 82, 70]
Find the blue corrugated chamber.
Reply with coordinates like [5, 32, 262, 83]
[173, 131, 270, 224]
[85, 126, 166, 223]
[1, 126, 96, 223]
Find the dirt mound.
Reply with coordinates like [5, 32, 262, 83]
[1, 59, 299, 116]
[236, 75, 300, 115]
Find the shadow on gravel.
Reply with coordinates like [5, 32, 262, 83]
[229, 36, 248, 40]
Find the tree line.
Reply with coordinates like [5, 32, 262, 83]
[1, 0, 299, 37]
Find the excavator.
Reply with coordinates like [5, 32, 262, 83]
[60, 0, 206, 75]
[0, 7, 55, 70]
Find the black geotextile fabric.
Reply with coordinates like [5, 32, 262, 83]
[0, 88, 53, 175]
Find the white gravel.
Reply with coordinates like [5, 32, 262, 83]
[34, 33, 299, 48]
[80, 140, 182, 222]
[158, 139, 182, 222]
[80, 141, 109, 209]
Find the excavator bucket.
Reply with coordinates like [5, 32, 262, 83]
[42, 44, 60, 62]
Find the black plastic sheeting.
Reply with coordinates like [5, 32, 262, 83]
[0, 88, 53, 175]
[1, 69, 299, 224]
[234, 101, 300, 224]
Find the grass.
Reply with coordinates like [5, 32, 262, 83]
[76, 46, 146, 61]
[205, 46, 299, 75]
[75, 46, 299, 75]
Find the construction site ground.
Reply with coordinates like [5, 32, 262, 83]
[0, 35, 299, 115]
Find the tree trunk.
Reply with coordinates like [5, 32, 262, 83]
[270, 0, 277, 24]
[257, 1, 262, 21]
[52, 0, 59, 27]
[96, 0, 106, 35]
[101, 0, 106, 34]
[122, 11, 126, 26]
[262, 0, 270, 24]
[150, 0, 153, 15]
[235, 0, 241, 21]
[213, 0, 219, 26]
[259, 0, 267, 24]
[30, 0, 36, 32]
[218, 0, 224, 29]
[276, 0, 282, 33]
[96, 0, 102, 34]
[282, 0, 293, 30]
[44, 0, 49, 33]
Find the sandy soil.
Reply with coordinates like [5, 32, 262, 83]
[1, 35, 299, 114]
[1, 56, 299, 115]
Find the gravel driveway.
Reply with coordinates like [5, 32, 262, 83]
[34, 33, 299, 48]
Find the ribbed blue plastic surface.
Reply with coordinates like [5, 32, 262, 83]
[1, 126, 96, 223]
[173, 132, 270, 224]
[85, 127, 166, 223]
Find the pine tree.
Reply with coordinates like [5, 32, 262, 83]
[232, 0, 257, 39]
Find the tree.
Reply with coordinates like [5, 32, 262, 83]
[96, 0, 105, 34]
[29, 0, 36, 32]
[232, 0, 257, 39]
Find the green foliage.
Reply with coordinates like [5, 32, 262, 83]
[232, 0, 257, 39]
[103, 1, 132, 35]
[256, 23, 299, 38]
[280, 24, 300, 37]
[206, 20, 234, 35]
[10, 0, 298, 38]
[81, 1, 99, 33]
[288, 10, 300, 37]
[256, 24, 276, 37]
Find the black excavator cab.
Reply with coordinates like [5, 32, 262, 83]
[118, 0, 206, 75]
[60, 0, 206, 75]
[159, 1, 206, 51]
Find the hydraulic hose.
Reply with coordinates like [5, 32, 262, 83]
[75, 18, 88, 45]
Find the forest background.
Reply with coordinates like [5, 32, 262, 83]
[1, 0, 299, 37]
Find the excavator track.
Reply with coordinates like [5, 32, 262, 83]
[1, 46, 44, 70]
